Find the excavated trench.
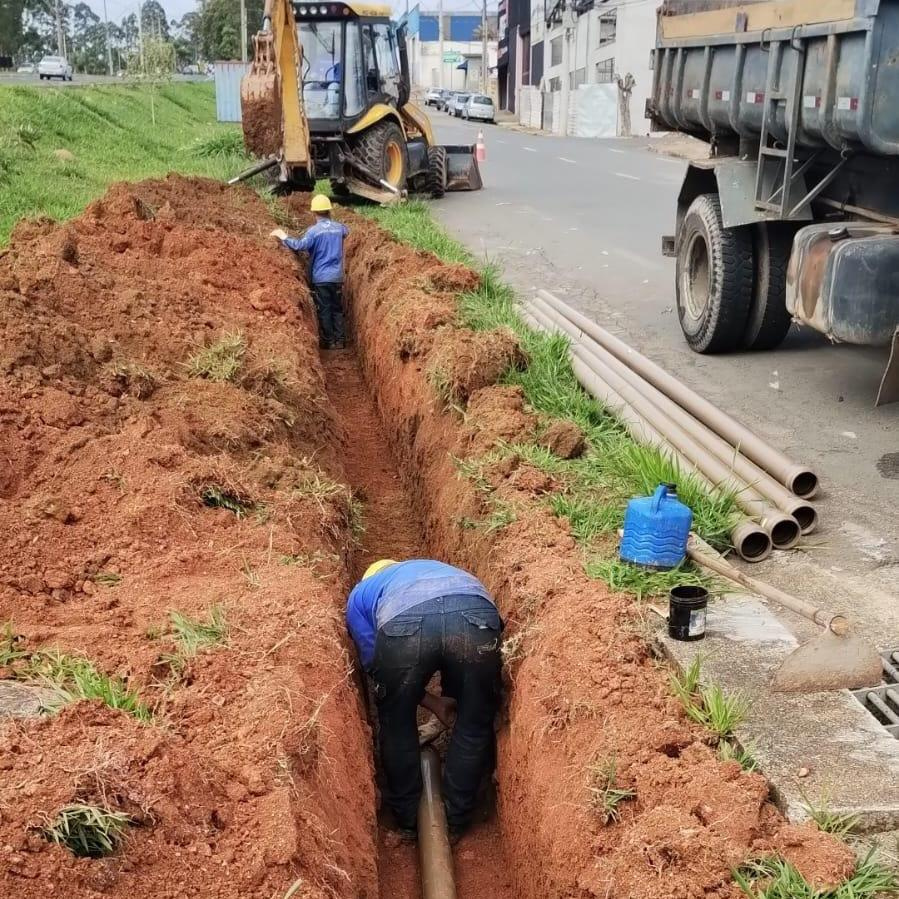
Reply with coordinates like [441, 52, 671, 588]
[0, 176, 859, 899]
[323, 352, 515, 899]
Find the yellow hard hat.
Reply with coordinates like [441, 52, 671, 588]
[362, 559, 397, 580]
[310, 194, 332, 213]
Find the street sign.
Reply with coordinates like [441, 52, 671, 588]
[442, 52, 462, 63]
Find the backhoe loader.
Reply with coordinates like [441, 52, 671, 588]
[238, 0, 482, 202]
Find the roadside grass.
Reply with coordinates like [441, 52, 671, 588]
[586, 756, 636, 824]
[0, 629, 151, 721]
[0, 82, 250, 245]
[201, 484, 254, 517]
[40, 803, 132, 858]
[718, 739, 760, 773]
[365, 201, 740, 596]
[671, 657, 750, 740]
[801, 794, 858, 839]
[733, 853, 897, 899]
[169, 606, 228, 657]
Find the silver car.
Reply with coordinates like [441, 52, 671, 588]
[424, 87, 443, 106]
[449, 93, 471, 117]
[463, 94, 495, 124]
[38, 55, 73, 81]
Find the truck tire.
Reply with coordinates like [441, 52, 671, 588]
[676, 193, 754, 353]
[352, 120, 407, 191]
[742, 222, 795, 351]
[427, 146, 447, 198]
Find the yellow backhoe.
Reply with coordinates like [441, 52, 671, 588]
[236, 0, 482, 202]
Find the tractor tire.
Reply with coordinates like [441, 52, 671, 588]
[742, 222, 795, 351]
[427, 146, 447, 199]
[676, 193, 754, 354]
[352, 120, 407, 192]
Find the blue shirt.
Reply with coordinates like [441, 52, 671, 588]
[346, 560, 493, 669]
[283, 218, 349, 284]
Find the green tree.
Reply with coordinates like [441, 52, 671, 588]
[71, 2, 108, 74]
[0, 0, 26, 57]
[171, 10, 200, 66]
[140, 0, 169, 41]
[20, 0, 64, 59]
[198, 0, 262, 61]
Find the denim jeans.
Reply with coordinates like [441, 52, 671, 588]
[370, 594, 503, 831]
[312, 282, 345, 346]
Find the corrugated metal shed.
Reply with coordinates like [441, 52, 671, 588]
[215, 62, 250, 122]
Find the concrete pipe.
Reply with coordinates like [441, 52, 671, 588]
[535, 289, 819, 499]
[526, 302, 792, 555]
[528, 296, 817, 536]
[418, 747, 457, 899]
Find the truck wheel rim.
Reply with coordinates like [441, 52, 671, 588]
[683, 231, 711, 320]
[386, 142, 403, 186]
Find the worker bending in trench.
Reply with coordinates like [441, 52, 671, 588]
[270, 194, 348, 350]
[346, 558, 503, 842]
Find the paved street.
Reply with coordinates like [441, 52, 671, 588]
[432, 113, 899, 639]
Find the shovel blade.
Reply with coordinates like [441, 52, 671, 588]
[771, 631, 883, 693]
[444, 145, 483, 191]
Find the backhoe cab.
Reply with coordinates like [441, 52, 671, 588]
[240, 0, 481, 202]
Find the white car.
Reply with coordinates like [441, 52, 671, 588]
[38, 56, 73, 81]
[16, 63, 36, 74]
[424, 87, 443, 106]
[448, 92, 471, 117]
[463, 94, 495, 124]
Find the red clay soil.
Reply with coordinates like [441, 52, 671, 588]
[321, 351, 515, 899]
[0, 176, 379, 898]
[342, 214, 857, 899]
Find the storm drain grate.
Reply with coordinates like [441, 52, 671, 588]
[853, 650, 899, 739]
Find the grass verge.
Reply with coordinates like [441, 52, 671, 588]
[0, 82, 250, 245]
[41, 803, 132, 858]
[364, 201, 739, 598]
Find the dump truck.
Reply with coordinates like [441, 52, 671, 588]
[238, 0, 481, 203]
[649, 0, 899, 404]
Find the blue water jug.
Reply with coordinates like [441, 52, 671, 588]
[619, 483, 692, 570]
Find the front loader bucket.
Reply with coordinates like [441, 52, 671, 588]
[444, 145, 483, 191]
[240, 33, 282, 159]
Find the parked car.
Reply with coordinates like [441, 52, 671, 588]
[449, 92, 471, 117]
[38, 56, 73, 81]
[463, 94, 495, 123]
[434, 89, 452, 111]
[424, 87, 443, 106]
[16, 63, 36, 74]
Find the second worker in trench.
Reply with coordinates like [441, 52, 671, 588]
[346, 558, 504, 842]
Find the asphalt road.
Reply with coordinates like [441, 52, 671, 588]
[431, 112, 899, 638]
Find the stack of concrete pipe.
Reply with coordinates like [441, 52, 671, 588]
[522, 290, 820, 564]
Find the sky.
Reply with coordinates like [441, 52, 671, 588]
[82, 0, 491, 26]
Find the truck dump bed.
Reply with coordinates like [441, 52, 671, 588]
[650, 0, 899, 156]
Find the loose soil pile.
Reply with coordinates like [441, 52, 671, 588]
[0, 176, 377, 898]
[342, 215, 857, 899]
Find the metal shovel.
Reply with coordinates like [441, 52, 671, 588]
[687, 538, 883, 693]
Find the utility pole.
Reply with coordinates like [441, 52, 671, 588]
[481, 0, 488, 94]
[438, 0, 444, 88]
[54, 0, 65, 56]
[103, 0, 114, 74]
[240, 0, 248, 62]
[137, 2, 145, 72]
[558, 6, 574, 137]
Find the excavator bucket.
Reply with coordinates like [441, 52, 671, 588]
[444, 145, 483, 191]
[240, 32, 283, 159]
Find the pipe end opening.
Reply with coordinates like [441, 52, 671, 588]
[736, 527, 772, 563]
[792, 504, 818, 535]
[790, 470, 819, 500]
[770, 517, 801, 550]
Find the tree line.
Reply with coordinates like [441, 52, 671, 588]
[0, 0, 264, 73]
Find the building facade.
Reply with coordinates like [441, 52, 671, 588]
[500, 0, 657, 134]
[400, 5, 499, 93]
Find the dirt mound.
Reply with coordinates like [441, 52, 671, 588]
[343, 209, 857, 899]
[241, 93, 284, 160]
[0, 179, 377, 898]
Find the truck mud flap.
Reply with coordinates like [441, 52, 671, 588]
[444, 145, 483, 191]
[876, 327, 899, 407]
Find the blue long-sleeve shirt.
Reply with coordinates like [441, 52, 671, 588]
[346, 559, 493, 669]
[282, 218, 349, 284]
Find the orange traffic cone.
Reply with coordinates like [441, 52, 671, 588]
[475, 129, 486, 163]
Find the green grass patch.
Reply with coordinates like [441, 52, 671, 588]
[41, 803, 132, 858]
[586, 756, 636, 824]
[0, 629, 151, 721]
[671, 657, 749, 740]
[718, 740, 760, 773]
[201, 485, 253, 517]
[367, 202, 741, 599]
[187, 332, 246, 382]
[734, 853, 897, 899]
[800, 794, 858, 839]
[169, 606, 228, 657]
[0, 82, 250, 245]
[92, 571, 123, 588]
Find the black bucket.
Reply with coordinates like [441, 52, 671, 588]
[668, 585, 708, 641]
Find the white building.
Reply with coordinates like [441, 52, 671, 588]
[510, 0, 657, 135]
